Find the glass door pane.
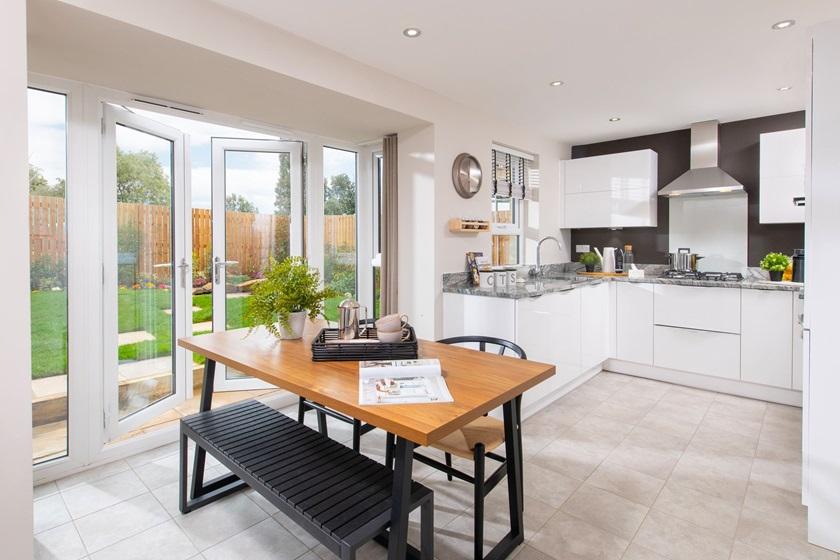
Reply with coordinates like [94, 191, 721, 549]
[28, 88, 69, 464]
[211, 139, 302, 390]
[103, 105, 188, 436]
[323, 147, 358, 322]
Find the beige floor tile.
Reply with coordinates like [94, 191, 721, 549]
[710, 394, 768, 420]
[529, 510, 629, 560]
[514, 544, 555, 560]
[750, 451, 802, 494]
[34, 481, 60, 500]
[573, 413, 635, 440]
[657, 388, 715, 412]
[624, 425, 691, 453]
[585, 460, 665, 507]
[633, 509, 731, 560]
[531, 438, 609, 481]
[61, 469, 148, 519]
[743, 480, 804, 518]
[56, 459, 131, 491]
[730, 541, 794, 560]
[620, 377, 672, 401]
[635, 407, 700, 440]
[621, 543, 671, 560]
[202, 518, 308, 560]
[590, 399, 653, 424]
[668, 448, 751, 501]
[75, 493, 170, 553]
[736, 506, 836, 560]
[34, 493, 72, 534]
[689, 424, 758, 458]
[764, 402, 801, 423]
[652, 481, 741, 538]
[174, 492, 269, 551]
[701, 410, 763, 440]
[89, 520, 198, 560]
[471, 490, 557, 540]
[560, 484, 648, 539]
[522, 461, 581, 508]
[33, 522, 87, 560]
[605, 440, 682, 480]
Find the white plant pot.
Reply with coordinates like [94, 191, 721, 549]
[279, 310, 308, 340]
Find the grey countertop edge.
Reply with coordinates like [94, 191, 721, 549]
[443, 275, 804, 299]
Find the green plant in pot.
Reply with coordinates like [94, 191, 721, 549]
[760, 252, 791, 282]
[579, 251, 600, 273]
[245, 256, 338, 339]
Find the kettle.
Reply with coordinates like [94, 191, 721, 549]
[594, 247, 617, 273]
[337, 297, 368, 340]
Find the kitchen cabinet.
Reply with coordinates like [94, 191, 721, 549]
[740, 290, 794, 388]
[561, 149, 658, 228]
[516, 290, 582, 384]
[441, 293, 515, 342]
[654, 284, 741, 334]
[759, 128, 806, 224]
[654, 325, 741, 379]
[580, 282, 611, 370]
[615, 282, 654, 365]
[792, 293, 804, 391]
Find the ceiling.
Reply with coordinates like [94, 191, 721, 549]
[27, 0, 427, 144]
[209, 0, 840, 145]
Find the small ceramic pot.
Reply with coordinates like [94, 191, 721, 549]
[584, 264, 595, 272]
[769, 270, 783, 282]
[278, 310, 308, 339]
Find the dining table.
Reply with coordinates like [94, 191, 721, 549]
[177, 325, 555, 560]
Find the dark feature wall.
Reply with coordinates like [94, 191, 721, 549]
[570, 111, 805, 267]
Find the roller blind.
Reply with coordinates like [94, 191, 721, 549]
[491, 148, 537, 200]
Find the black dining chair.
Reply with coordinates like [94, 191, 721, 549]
[395, 335, 527, 560]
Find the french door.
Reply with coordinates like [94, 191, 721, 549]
[210, 138, 303, 390]
[102, 105, 191, 437]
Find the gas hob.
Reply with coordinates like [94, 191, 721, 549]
[660, 270, 744, 282]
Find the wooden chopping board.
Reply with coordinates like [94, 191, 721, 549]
[578, 272, 628, 277]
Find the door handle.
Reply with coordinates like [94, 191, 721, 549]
[793, 196, 806, 207]
[177, 258, 190, 289]
[213, 257, 239, 284]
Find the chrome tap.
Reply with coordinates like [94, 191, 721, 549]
[529, 236, 563, 277]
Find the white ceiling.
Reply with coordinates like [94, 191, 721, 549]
[210, 0, 840, 144]
[27, 0, 427, 144]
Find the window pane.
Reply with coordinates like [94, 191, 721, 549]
[491, 196, 519, 265]
[29, 88, 69, 464]
[115, 124, 175, 419]
[373, 154, 383, 319]
[323, 147, 357, 320]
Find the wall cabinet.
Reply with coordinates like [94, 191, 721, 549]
[562, 149, 658, 228]
[615, 282, 654, 365]
[741, 290, 794, 388]
[759, 128, 806, 224]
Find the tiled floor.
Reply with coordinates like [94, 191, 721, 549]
[33, 372, 837, 560]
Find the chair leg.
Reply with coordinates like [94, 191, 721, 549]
[473, 443, 485, 560]
[297, 396, 306, 424]
[445, 452, 453, 482]
[352, 419, 361, 452]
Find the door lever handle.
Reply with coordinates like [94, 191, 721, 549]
[177, 258, 190, 289]
[213, 257, 239, 284]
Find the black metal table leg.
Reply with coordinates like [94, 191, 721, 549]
[388, 436, 415, 560]
[180, 358, 247, 514]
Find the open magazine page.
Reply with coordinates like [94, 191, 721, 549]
[358, 359, 454, 405]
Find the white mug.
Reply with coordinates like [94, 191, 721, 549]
[377, 328, 410, 343]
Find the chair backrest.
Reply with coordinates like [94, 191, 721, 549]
[436, 335, 527, 360]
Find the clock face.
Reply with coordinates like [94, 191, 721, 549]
[452, 153, 482, 198]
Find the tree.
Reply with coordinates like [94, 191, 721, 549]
[29, 164, 65, 197]
[225, 193, 259, 213]
[273, 152, 291, 216]
[323, 173, 356, 215]
[116, 148, 171, 205]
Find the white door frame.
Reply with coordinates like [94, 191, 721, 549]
[210, 137, 303, 391]
[101, 104, 191, 438]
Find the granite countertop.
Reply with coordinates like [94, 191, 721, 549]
[443, 265, 804, 299]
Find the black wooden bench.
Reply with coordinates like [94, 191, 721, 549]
[179, 399, 434, 560]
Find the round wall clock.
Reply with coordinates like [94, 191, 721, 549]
[451, 153, 482, 198]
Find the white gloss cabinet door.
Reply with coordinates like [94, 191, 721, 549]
[516, 291, 581, 383]
[581, 282, 610, 370]
[615, 282, 654, 365]
[654, 326, 741, 379]
[792, 294, 804, 391]
[441, 293, 516, 342]
[654, 284, 741, 334]
[741, 290, 793, 388]
[759, 128, 806, 224]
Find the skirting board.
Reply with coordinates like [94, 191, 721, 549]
[605, 359, 803, 407]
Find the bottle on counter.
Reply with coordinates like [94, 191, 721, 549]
[623, 244, 634, 270]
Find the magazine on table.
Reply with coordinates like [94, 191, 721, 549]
[358, 359, 454, 405]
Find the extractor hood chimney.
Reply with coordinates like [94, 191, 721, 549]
[658, 120, 744, 197]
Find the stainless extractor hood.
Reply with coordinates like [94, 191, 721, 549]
[658, 120, 744, 197]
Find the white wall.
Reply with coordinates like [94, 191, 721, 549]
[0, 0, 34, 556]
[58, 0, 570, 339]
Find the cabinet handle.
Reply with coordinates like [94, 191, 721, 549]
[793, 196, 806, 207]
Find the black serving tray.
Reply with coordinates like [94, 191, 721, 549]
[311, 326, 418, 362]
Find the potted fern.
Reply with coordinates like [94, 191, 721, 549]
[579, 251, 600, 273]
[760, 252, 791, 282]
[245, 256, 337, 339]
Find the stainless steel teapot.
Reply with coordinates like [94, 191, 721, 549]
[337, 297, 369, 340]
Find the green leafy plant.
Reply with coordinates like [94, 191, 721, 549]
[244, 256, 338, 337]
[760, 252, 791, 272]
[579, 252, 600, 267]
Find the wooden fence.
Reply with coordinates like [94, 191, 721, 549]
[30, 195, 356, 282]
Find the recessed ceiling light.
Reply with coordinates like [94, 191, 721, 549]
[777, 85, 793, 92]
[549, 80, 565, 87]
[608, 117, 621, 122]
[772, 19, 795, 30]
[402, 27, 421, 38]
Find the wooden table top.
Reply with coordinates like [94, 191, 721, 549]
[178, 327, 555, 446]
